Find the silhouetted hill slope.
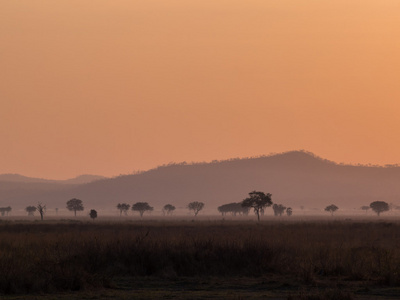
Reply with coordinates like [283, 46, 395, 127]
[2, 151, 400, 212]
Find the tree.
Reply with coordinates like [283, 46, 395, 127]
[89, 209, 97, 221]
[188, 201, 204, 217]
[37, 203, 46, 221]
[132, 202, 153, 217]
[117, 203, 130, 216]
[218, 203, 249, 216]
[370, 201, 389, 217]
[162, 204, 176, 216]
[361, 206, 370, 213]
[26, 206, 37, 216]
[286, 207, 293, 216]
[66, 198, 84, 216]
[325, 204, 338, 216]
[273, 204, 286, 216]
[0, 207, 10, 216]
[241, 191, 272, 221]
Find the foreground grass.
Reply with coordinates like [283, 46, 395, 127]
[0, 219, 400, 299]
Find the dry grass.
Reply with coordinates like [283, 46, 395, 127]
[0, 218, 399, 297]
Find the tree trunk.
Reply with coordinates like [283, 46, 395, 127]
[74, 210, 77, 217]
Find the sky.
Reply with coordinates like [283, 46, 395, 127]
[1, 1, 400, 179]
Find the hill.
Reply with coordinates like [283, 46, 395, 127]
[0, 174, 106, 184]
[1, 151, 400, 213]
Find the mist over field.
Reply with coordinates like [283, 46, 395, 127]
[1, 151, 400, 216]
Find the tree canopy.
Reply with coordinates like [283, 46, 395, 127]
[117, 203, 130, 216]
[25, 206, 37, 216]
[188, 201, 205, 216]
[370, 201, 389, 216]
[0, 206, 11, 216]
[241, 191, 272, 221]
[218, 202, 249, 216]
[325, 204, 338, 216]
[163, 204, 176, 215]
[89, 209, 98, 220]
[361, 206, 370, 212]
[286, 207, 293, 216]
[66, 198, 84, 216]
[132, 202, 153, 217]
[273, 204, 286, 216]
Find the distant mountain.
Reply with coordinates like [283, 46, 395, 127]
[1, 151, 400, 213]
[59, 175, 107, 185]
[0, 174, 106, 184]
[0, 174, 53, 183]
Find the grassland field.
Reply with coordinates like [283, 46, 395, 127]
[0, 216, 399, 299]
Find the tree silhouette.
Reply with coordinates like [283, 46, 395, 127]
[286, 207, 293, 216]
[162, 204, 176, 215]
[66, 198, 84, 217]
[325, 204, 338, 216]
[273, 204, 286, 216]
[89, 209, 97, 221]
[37, 203, 46, 221]
[25, 206, 37, 216]
[132, 202, 153, 217]
[117, 203, 130, 216]
[188, 201, 204, 217]
[0, 207, 11, 216]
[218, 203, 249, 216]
[361, 206, 370, 213]
[242, 191, 272, 221]
[370, 201, 389, 216]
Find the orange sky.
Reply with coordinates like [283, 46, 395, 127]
[1, 1, 400, 179]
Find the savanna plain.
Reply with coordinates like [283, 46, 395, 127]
[1, 215, 400, 300]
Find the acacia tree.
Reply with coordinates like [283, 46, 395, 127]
[370, 201, 389, 216]
[325, 204, 338, 216]
[117, 203, 130, 216]
[37, 203, 46, 221]
[162, 204, 176, 216]
[273, 204, 286, 216]
[188, 201, 204, 217]
[241, 191, 272, 221]
[89, 209, 98, 221]
[26, 206, 37, 216]
[132, 202, 153, 217]
[66, 198, 84, 217]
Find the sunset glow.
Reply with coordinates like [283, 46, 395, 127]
[2, 1, 400, 179]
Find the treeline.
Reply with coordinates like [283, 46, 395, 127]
[0, 192, 397, 220]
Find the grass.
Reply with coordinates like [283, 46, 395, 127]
[0, 218, 399, 299]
